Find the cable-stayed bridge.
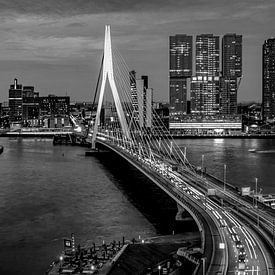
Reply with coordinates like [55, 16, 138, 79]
[85, 25, 275, 275]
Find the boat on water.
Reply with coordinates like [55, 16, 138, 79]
[0, 145, 3, 154]
[249, 148, 275, 153]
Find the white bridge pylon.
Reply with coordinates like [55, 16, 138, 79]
[92, 25, 130, 148]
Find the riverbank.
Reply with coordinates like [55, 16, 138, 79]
[46, 233, 200, 275]
[1, 132, 275, 139]
[172, 134, 275, 139]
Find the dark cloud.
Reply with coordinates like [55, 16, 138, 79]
[66, 22, 87, 28]
[0, 0, 275, 102]
[0, 0, 261, 17]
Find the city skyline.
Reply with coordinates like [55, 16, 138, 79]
[0, 0, 274, 103]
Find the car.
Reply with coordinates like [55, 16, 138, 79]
[235, 240, 243, 249]
[238, 253, 245, 262]
[239, 247, 245, 255]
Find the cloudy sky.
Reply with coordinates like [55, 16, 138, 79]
[0, 0, 274, 103]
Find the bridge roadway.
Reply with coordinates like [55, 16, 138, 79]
[95, 138, 275, 275]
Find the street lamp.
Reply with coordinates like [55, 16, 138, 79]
[201, 257, 206, 275]
[255, 177, 260, 227]
[59, 255, 63, 269]
[158, 265, 161, 275]
[255, 177, 258, 209]
[223, 164, 227, 191]
[201, 154, 204, 177]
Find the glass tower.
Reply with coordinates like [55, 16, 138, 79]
[263, 38, 275, 121]
[169, 34, 193, 114]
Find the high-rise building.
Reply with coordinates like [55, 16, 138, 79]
[191, 76, 220, 115]
[195, 34, 219, 77]
[130, 72, 152, 129]
[129, 70, 139, 125]
[191, 34, 220, 115]
[39, 95, 70, 117]
[222, 34, 242, 78]
[219, 78, 238, 115]
[169, 34, 193, 114]
[9, 78, 23, 122]
[130, 70, 138, 110]
[1, 102, 9, 117]
[220, 34, 242, 115]
[136, 75, 152, 128]
[263, 38, 275, 121]
[22, 86, 40, 121]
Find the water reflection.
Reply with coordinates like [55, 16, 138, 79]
[176, 138, 275, 193]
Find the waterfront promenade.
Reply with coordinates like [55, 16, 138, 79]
[0, 127, 73, 137]
[46, 233, 200, 275]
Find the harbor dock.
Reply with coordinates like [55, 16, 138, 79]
[45, 233, 200, 275]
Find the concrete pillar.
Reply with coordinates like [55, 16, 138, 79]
[175, 203, 185, 221]
[175, 203, 193, 221]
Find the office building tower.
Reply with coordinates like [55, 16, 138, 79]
[22, 86, 40, 121]
[222, 34, 242, 78]
[191, 76, 220, 115]
[220, 34, 242, 115]
[169, 34, 193, 114]
[191, 34, 220, 115]
[196, 34, 220, 77]
[219, 78, 238, 115]
[39, 95, 70, 117]
[1, 102, 9, 117]
[129, 70, 139, 123]
[136, 75, 152, 128]
[263, 38, 275, 120]
[141, 75, 148, 89]
[9, 78, 23, 122]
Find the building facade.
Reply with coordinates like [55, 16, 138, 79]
[169, 114, 242, 135]
[129, 70, 138, 123]
[169, 35, 192, 114]
[39, 95, 70, 117]
[220, 34, 242, 115]
[191, 34, 220, 115]
[22, 86, 40, 122]
[9, 78, 23, 122]
[219, 77, 238, 115]
[222, 34, 242, 78]
[195, 34, 220, 77]
[263, 38, 275, 121]
[191, 76, 220, 115]
[136, 75, 152, 128]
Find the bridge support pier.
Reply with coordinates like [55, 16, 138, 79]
[175, 203, 193, 222]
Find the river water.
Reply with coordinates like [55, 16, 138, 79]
[0, 137, 274, 274]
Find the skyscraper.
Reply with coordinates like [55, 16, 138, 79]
[169, 34, 193, 114]
[219, 78, 238, 115]
[220, 34, 242, 115]
[129, 70, 139, 123]
[9, 78, 23, 122]
[263, 38, 275, 121]
[136, 75, 152, 128]
[222, 34, 242, 78]
[22, 86, 40, 121]
[191, 34, 220, 115]
[195, 34, 219, 77]
[191, 76, 220, 115]
[130, 72, 152, 128]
